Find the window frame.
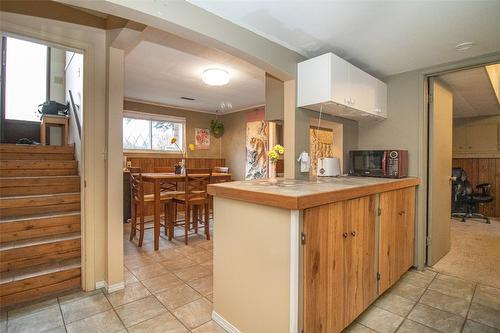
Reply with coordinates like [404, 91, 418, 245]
[123, 110, 186, 154]
[0, 36, 50, 124]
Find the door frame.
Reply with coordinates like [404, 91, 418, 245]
[421, 53, 500, 267]
[0, 22, 96, 290]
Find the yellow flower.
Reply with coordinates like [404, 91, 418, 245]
[188, 143, 195, 151]
[273, 144, 285, 155]
[170, 137, 177, 144]
[268, 150, 279, 160]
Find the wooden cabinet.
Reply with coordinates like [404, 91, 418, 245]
[378, 187, 415, 293]
[303, 187, 416, 333]
[453, 123, 498, 153]
[304, 195, 377, 333]
[298, 53, 387, 121]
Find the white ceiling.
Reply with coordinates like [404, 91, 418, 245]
[189, 0, 500, 78]
[125, 36, 265, 113]
[439, 66, 500, 118]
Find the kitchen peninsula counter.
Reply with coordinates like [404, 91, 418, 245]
[208, 176, 420, 333]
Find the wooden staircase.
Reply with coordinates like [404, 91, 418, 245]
[0, 144, 82, 308]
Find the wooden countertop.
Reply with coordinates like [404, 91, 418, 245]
[208, 177, 420, 210]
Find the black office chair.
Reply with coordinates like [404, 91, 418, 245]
[451, 167, 493, 224]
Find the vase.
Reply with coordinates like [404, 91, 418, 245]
[269, 162, 278, 184]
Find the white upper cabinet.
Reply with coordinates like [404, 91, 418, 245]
[298, 53, 387, 121]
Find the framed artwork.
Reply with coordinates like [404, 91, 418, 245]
[245, 120, 268, 180]
[195, 128, 210, 150]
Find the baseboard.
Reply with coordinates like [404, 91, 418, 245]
[95, 281, 106, 290]
[212, 311, 241, 333]
[95, 280, 125, 293]
[105, 281, 125, 293]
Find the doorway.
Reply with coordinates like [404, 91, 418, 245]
[426, 63, 500, 288]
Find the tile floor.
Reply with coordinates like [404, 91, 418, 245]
[2, 222, 500, 333]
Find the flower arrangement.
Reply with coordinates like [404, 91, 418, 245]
[170, 137, 195, 174]
[268, 144, 285, 163]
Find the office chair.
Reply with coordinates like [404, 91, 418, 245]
[451, 167, 493, 224]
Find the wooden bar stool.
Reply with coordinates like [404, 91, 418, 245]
[129, 168, 173, 247]
[172, 168, 213, 244]
[154, 167, 183, 224]
[40, 115, 69, 146]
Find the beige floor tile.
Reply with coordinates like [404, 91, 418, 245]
[388, 281, 427, 302]
[468, 302, 500, 329]
[462, 319, 500, 333]
[0, 313, 6, 333]
[205, 293, 213, 303]
[428, 274, 475, 301]
[173, 265, 211, 282]
[374, 292, 416, 317]
[400, 270, 435, 288]
[407, 303, 465, 333]
[105, 281, 151, 307]
[124, 270, 139, 285]
[124, 255, 158, 269]
[58, 289, 103, 304]
[128, 312, 189, 333]
[356, 306, 404, 333]
[174, 245, 206, 257]
[188, 276, 213, 296]
[115, 295, 167, 327]
[156, 283, 202, 310]
[196, 240, 213, 251]
[141, 272, 184, 293]
[61, 293, 112, 323]
[161, 257, 198, 271]
[411, 268, 438, 280]
[419, 289, 470, 317]
[66, 309, 124, 333]
[7, 305, 64, 333]
[172, 298, 212, 330]
[396, 319, 441, 333]
[7, 298, 59, 320]
[186, 251, 213, 264]
[192, 320, 227, 333]
[342, 322, 377, 332]
[129, 263, 171, 281]
[473, 285, 500, 311]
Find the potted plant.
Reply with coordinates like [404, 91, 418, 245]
[210, 119, 225, 138]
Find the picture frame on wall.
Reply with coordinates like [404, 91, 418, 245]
[195, 128, 210, 150]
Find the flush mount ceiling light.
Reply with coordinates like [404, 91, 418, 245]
[202, 68, 230, 86]
[455, 42, 474, 51]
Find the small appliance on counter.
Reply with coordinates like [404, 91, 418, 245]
[317, 157, 341, 177]
[348, 150, 408, 178]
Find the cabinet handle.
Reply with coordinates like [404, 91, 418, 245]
[398, 210, 406, 216]
[351, 231, 357, 237]
[342, 232, 348, 238]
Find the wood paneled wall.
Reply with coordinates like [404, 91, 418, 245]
[452, 158, 499, 217]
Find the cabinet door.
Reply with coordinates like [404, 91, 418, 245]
[344, 196, 377, 324]
[304, 202, 346, 333]
[349, 65, 374, 113]
[379, 187, 416, 294]
[466, 124, 498, 152]
[453, 126, 467, 152]
[330, 54, 351, 107]
[374, 80, 387, 117]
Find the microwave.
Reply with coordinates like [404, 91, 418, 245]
[348, 150, 408, 178]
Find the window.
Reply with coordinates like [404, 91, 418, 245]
[3, 37, 48, 122]
[123, 112, 185, 152]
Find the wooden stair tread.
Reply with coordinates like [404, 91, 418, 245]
[0, 192, 80, 200]
[0, 257, 80, 284]
[0, 160, 77, 170]
[0, 211, 80, 224]
[0, 144, 74, 154]
[0, 231, 81, 251]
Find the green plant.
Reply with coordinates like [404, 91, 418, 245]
[210, 119, 225, 138]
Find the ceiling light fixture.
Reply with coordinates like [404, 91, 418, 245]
[202, 68, 230, 86]
[455, 42, 474, 51]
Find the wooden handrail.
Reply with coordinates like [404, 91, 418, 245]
[68, 90, 81, 139]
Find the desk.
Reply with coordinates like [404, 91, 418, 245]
[40, 115, 69, 146]
[140, 172, 231, 250]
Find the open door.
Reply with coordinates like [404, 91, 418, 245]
[427, 78, 453, 265]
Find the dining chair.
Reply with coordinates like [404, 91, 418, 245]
[154, 166, 183, 224]
[129, 168, 173, 247]
[172, 168, 213, 244]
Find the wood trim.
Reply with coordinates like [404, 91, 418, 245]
[208, 178, 420, 210]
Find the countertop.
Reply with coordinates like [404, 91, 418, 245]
[207, 176, 420, 209]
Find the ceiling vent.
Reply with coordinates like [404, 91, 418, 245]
[180, 96, 196, 101]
